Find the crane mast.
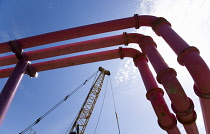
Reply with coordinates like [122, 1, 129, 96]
[69, 67, 110, 134]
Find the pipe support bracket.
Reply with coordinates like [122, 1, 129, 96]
[8, 40, 37, 78]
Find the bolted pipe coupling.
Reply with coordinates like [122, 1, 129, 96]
[133, 53, 148, 66]
[133, 14, 140, 29]
[152, 17, 171, 36]
[138, 36, 157, 51]
[177, 46, 200, 66]
[146, 88, 164, 100]
[194, 84, 210, 99]
[177, 110, 197, 125]
[158, 113, 177, 131]
[156, 68, 177, 84]
[171, 97, 195, 116]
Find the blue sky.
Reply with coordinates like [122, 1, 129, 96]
[0, 0, 210, 134]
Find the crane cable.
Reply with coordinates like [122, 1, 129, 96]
[93, 77, 108, 134]
[93, 76, 121, 134]
[19, 70, 99, 134]
[109, 76, 121, 134]
[64, 71, 99, 134]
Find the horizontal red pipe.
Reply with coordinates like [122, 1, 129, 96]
[0, 48, 140, 78]
[0, 33, 143, 67]
[0, 15, 157, 54]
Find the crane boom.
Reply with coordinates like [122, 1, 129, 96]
[69, 67, 110, 134]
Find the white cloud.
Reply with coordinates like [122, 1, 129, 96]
[114, 58, 138, 86]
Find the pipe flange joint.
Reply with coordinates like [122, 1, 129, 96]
[152, 17, 171, 36]
[133, 14, 140, 29]
[158, 113, 177, 131]
[194, 84, 210, 99]
[8, 40, 27, 60]
[177, 46, 200, 66]
[171, 97, 194, 116]
[119, 47, 124, 59]
[123, 32, 129, 46]
[146, 88, 164, 100]
[176, 110, 197, 125]
[139, 36, 157, 51]
[133, 53, 148, 66]
[156, 68, 177, 84]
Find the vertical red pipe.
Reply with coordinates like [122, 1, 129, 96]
[133, 54, 180, 134]
[152, 17, 210, 133]
[138, 36, 198, 133]
[0, 59, 29, 125]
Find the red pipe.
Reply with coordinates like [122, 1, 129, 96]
[0, 48, 132, 78]
[0, 32, 199, 132]
[0, 48, 181, 133]
[152, 17, 210, 133]
[0, 33, 199, 132]
[36, 48, 181, 133]
[138, 36, 198, 133]
[0, 33, 143, 67]
[0, 15, 157, 54]
[0, 59, 29, 125]
[133, 52, 180, 134]
[0, 14, 208, 131]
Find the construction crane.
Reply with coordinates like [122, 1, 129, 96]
[69, 67, 110, 134]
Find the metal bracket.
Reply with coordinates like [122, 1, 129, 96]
[27, 62, 38, 78]
[8, 40, 38, 78]
[8, 40, 27, 60]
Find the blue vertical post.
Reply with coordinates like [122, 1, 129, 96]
[0, 59, 29, 125]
